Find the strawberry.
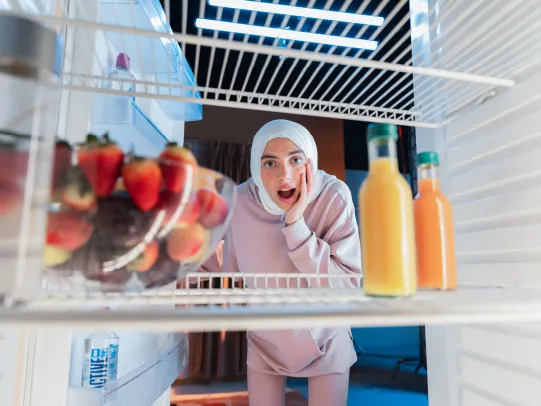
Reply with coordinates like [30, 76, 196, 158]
[122, 157, 162, 211]
[46, 211, 93, 251]
[128, 240, 159, 272]
[159, 142, 197, 192]
[77, 133, 124, 197]
[59, 166, 96, 211]
[51, 139, 72, 194]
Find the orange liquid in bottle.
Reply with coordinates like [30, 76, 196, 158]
[359, 125, 417, 297]
[414, 155, 457, 290]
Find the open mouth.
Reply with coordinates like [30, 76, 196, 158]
[277, 188, 296, 202]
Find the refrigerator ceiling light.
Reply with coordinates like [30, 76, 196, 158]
[208, 0, 384, 27]
[195, 19, 379, 51]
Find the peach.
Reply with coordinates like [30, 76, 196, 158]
[197, 188, 229, 229]
[43, 244, 72, 267]
[155, 190, 200, 227]
[166, 222, 209, 261]
[46, 211, 93, 251]
[194, 167, 221, 191]
[159, 144, 198, 193]
[128, 240, 159, 272]
[59, 166, 96, 212]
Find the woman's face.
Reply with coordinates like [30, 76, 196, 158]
[260, 137, 307, 211]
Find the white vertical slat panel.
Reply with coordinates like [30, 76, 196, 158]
[412, 0, 541, 405]
[457, 354, 541, 405]
[425, 70, 541, 406]
[459, 386, 523, 406]
[447, 71, 541, 286]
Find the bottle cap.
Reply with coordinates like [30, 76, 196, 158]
[417, 151, 440, 166]
[367, 123, 398, 141]
[116, 53, 130, 69]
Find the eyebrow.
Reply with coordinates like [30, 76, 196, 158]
[261, 150, 304, 160]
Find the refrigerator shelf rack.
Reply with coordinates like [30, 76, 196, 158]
[3, 0, 539, 127]
[3, 273, 541, 331]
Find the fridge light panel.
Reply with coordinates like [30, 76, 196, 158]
[195, 19, 379, 51]
[208, 0, 384, 27]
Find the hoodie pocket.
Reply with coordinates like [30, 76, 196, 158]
[249, 328, 335, 373]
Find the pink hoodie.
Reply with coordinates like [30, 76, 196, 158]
[201, 170, 362, 377]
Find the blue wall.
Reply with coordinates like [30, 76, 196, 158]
[346, 169, 420, 370]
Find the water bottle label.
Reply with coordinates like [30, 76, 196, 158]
[82, 344, 119, 390]
[108, 344, 119, 381]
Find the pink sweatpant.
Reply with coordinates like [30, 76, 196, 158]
[247, 367, 349, 406]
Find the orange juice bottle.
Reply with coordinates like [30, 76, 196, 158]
[359, 123, 417, 297]
[414, 152, 457, 290]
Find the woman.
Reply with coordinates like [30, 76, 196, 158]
[202, 119, 362, 406]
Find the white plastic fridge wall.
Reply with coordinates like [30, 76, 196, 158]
[412, 1, 541, 405]
[0, 1, 189, 406]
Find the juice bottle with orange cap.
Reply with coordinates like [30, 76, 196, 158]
[414, 152, 457, 290]
[359, 123, 417, 297]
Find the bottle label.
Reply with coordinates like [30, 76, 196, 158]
[82, 344, 119, 390]
[108, 344, 119, 381]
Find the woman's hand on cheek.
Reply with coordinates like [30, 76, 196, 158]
[284, 159, 313, 226]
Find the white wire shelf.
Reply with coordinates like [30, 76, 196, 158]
[4, 0, 540, 127]
[3, 273, 541, 331]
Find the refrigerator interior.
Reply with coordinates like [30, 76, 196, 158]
[2, 0, 197, 405]
[1, 0, 541, 405]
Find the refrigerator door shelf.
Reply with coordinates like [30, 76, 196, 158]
[67, 332, 187, 406]
[91, 93, 169, 158]
[99, 0, 202, 122]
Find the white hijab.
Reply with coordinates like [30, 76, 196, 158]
[250, 119, 323, 216]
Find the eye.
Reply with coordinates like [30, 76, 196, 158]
[263, 161, 275, 168]
[291, 156, 304, 165]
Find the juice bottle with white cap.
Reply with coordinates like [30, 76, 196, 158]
[359, 123, 417, 297]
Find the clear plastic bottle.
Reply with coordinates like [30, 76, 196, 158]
[98, 53, 136, 124]
[81, 329, 119, 390]
[105, 53, 136, 91]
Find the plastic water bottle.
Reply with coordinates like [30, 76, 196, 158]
[101, 52, 136, 123]
[106, 53, 136, 91]
[81, 330, 119, 390]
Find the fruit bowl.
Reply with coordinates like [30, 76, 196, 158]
[43, 133, 236, 292]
